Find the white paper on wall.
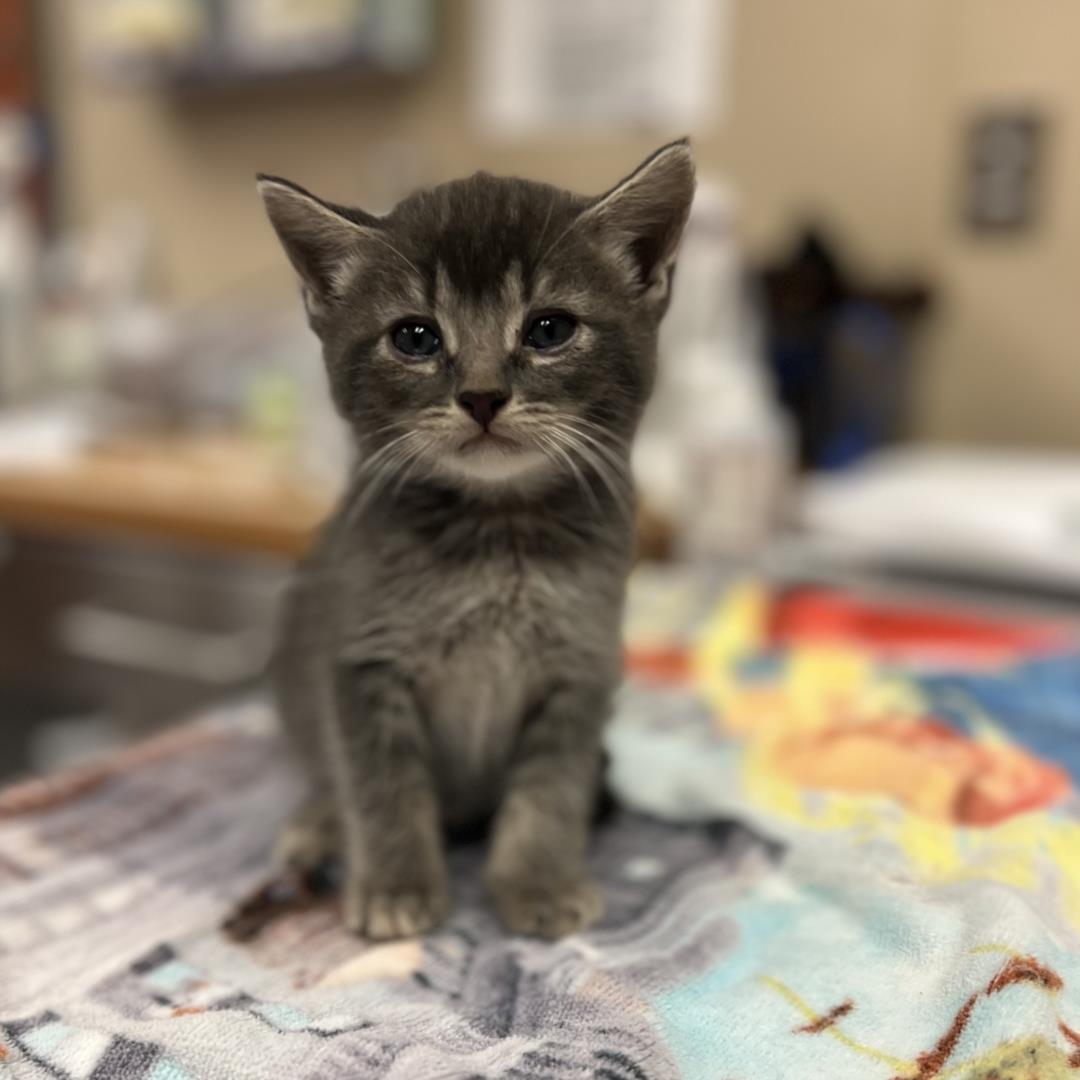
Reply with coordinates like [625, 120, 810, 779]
[471, 0, 730, 136]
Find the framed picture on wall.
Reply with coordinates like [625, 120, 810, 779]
[965, 110, 1046, 234]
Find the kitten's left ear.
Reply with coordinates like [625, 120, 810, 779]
[580, 139, 696, 310]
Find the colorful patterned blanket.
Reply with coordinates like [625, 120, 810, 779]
[2, 572, 1080, 1079]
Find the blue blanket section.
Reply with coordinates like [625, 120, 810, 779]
[652, 859, 1080, 1080]
[919, 652, 1080, 784]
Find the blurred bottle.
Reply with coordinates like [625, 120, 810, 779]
[38, 239, 105, 398]
[254, 308, 347, 494]
[634, 179, 791, 561]
[85, 207, 180, 430]
[37, 204, 174, 431]
[183, 297, 350, 494]
[676, 333, 791, 560]
[0, 110, 39, 405]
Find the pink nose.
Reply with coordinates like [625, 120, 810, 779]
[457, 390, 509, 429]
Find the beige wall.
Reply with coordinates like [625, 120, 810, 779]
[43, 0, 1080, 449]
[914, 1, 1080, 449]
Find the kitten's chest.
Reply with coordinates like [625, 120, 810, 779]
[336, 512, 627, 823]
[409, 570, 565, 821]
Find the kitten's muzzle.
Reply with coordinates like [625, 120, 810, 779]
[458, 430, 520, 454]
[457, 390, 510, 430]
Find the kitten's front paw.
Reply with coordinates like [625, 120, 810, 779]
[489, 874, 604, 939]
[343, 877, 451, 940]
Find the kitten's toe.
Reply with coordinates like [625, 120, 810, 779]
[489, 874, 604, 939]
[274, 825, 335, 872]
[274, 796, 339, 872]
[343, 881, 451, 940]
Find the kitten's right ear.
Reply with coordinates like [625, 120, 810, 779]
[256, 175, 375, 322]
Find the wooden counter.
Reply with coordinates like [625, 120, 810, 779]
[0, 435, 671, 562]
[0, 437, 334, 558]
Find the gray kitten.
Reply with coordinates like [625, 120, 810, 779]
[257, 141, 695, 940]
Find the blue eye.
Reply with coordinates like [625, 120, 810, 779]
[391, 320, 441, 358]
[524, 313, 577, 351]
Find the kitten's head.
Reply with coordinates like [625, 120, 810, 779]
[258, 141, 694, 492]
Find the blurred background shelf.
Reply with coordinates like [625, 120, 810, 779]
[82, 0, 436, 90]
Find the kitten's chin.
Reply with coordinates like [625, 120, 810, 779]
[440, 439, 550, 488]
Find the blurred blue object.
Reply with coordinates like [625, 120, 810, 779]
[920, 653, 1080, 785]
[819, 300, 908, 470]
[758, 227, 931, 471]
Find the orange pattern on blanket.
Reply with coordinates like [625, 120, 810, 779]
[772, 716, 1071, 825]
[691, 583, 1075, 829]
[624, 646, 691, 685]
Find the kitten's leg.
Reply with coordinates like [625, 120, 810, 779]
[333, 662, 449, 940]
[271, 589, 342, 874]
[485, 684, 608, 939]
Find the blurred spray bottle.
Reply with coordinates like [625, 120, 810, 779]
[634, 179, 791, 560]
[0, 110, 38, 404]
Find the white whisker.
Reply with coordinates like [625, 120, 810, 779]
[555, 416, 631, 464]
[537, 432, 601, 515]
[532, 191, 559, 265]
[390, 435, 435, 500]
[364, 232, 423, 280]
[342, 429, 424, 526]
[536, 215, 582, 270]
[547, 424, 635, 523]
